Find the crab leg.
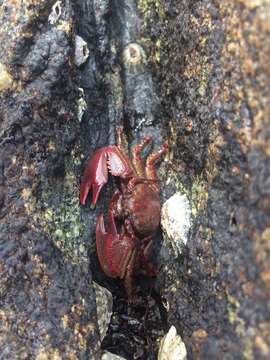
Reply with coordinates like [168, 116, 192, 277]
[124, 249, 138, 302]
[109, 189, 122, 217]
[146, 144, 168, 193]
[116, 127, 129, 157]
[139, 235, 157, 277]
[132, 135, 152, 177]
[126, 177, 159, 193]
[96, 211, 139, 301]
[96, 211, 137, 278]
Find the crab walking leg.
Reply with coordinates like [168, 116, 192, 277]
[140, 235, 154, 259]
[138, 235, 157, 277]
[116, 127, 129, 157]
[109, 189, 122, 218]
[146, 144, 168, 193]
[123, 249, 138, 302]
[115, 126, 135, 176]
[132, 136, 152, 177]
[120, 219, 141, 301]
[126, 177, 159, 193]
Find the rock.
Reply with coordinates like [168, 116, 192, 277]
[93, 282, 113, 342]
[75, 35, 90, 67]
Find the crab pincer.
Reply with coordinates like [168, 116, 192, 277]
[80, 146, 133, 208]
[96, 210, 139, 301]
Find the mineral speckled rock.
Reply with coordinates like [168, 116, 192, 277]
[0, 1, 100, 358]
[1, 0, 270, 359]
[141, 0, 270, 358]
[93, 282, 113, 342]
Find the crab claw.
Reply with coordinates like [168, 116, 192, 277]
[80, 148, 108, 207]
[80, 146, 133, 207]
[96, 211, 137, 279]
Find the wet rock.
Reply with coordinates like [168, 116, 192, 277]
[0, 1, 100, 358]
[1, 0, 270, 358]
[94, 282, 113, 341]
[142, 0, 270, 358]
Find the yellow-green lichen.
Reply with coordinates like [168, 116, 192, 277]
[226, 290, 255, 360]
[138, 1, 166, 67]
[57, 20, 72, 34]
[154, 39, 161, 63]
[37, 147, 86, 264]
[138, 0, 165, 21]
[190, 177, 209, 217]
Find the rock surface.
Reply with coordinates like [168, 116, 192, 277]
[1, 0, 270, 359]
[0, 1, 100, 358]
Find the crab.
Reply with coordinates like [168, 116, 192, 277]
[80, 128, 168, 300]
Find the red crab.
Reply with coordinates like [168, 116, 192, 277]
[80, 128, 168, 300]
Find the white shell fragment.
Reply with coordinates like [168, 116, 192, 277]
[161, 193, 192, 256]
[158, 326, 187, 360]
[77, 87, 87, 122]
[48, 1, 62, 25]
[101, 352, 127, 360]
[93, 282, 113, 342]
[75, 35, 90, 67]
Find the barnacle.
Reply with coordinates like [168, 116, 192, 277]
[123, 43, 147, 70]
[161, 193, 192, 257]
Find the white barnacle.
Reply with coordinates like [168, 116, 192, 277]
[161, 193, 192, 256]
[75, 35, 90, 67]
[123, 43, 147, 70]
